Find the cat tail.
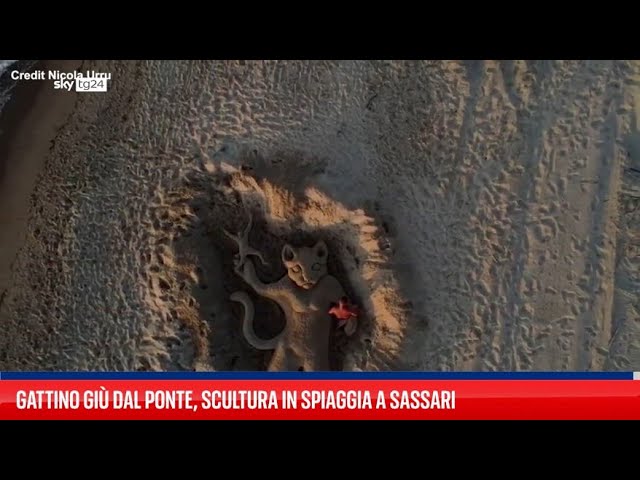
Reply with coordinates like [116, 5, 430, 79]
[230, 291, 282, 350]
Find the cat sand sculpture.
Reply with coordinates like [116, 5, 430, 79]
[226, 214, 357, 371]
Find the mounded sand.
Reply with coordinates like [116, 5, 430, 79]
[0, 60, 639, 372]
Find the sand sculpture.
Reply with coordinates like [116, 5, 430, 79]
[224, 214, 357, 371]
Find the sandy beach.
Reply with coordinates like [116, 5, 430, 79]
[0, 60, 638, 372]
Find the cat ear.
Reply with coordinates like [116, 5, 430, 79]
[281, 244, 296, 264]
[314, 240, 328, 262]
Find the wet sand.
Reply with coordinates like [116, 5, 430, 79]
[0, 60, 81, 292]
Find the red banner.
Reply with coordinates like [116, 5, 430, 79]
[1, 379, 639, 420]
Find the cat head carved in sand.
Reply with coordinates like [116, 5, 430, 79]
[282, 241, 328, 289]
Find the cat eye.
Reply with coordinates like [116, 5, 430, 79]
[291, 266, 301, 273]
[312, 263, 321, 271]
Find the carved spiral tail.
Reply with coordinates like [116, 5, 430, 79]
[230, 291, 281, 351]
